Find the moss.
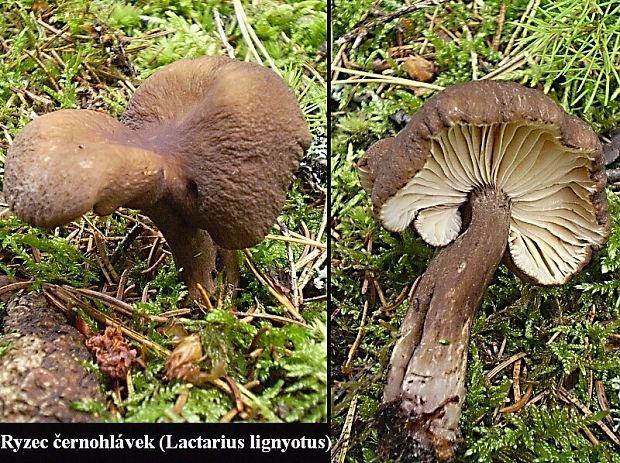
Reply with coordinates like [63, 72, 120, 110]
[331, 1, 620, 461]
[0, 0, 326, 423]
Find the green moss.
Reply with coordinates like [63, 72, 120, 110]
[514, 0, 620, 132]
[332, 0, 620, 460]
[0, 0, 326, 424]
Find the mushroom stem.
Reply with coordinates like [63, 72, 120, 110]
[146, 204, 240, 302]
[379, 188, 511, 462]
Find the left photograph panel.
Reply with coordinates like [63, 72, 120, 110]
[0, 0, 326, 427]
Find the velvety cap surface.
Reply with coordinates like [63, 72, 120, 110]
[123, 56, 313, 249]
[4, 110, 165, 228]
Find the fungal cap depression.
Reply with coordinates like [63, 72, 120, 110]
[121, 56, 313, 249]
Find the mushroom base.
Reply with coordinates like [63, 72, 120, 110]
[380, 188, 511, 462]
[146, 205, 240, 303]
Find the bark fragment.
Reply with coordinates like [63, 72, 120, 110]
[0, 293, 102, 422]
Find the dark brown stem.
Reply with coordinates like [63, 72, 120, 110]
[145, 203, 239, 302]
[379, 188, 511, 462]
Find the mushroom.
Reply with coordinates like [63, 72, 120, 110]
[358, 80, 610, 461]
[4, 56, 312, 300]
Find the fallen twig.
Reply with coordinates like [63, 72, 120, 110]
[499, 384, 533, 414]
[557, 386, 620, 447]
[265, 234, 326, 249]
[342, 300, 369, 375]
[332, 66, 444, 91]
[111, 223, 143, 264]
[335, 1, 451, 47]
[232, 310, 307, 327]
[213, 8, 235, 59]
[502, 0, 541, 60]
[486, 352, 527, 382]
[333, 395, 359, 463]
[278, 220, 299, 309]
[0, 280, 33, 296]
[69, 286, 169, 323]
[491, 1, 507, 52]
[242, 249, 303, 322]
[48, 284, 170, 357]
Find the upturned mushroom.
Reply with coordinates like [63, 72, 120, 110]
[4, 56, 312, 300]
[358, 80, 610, 461]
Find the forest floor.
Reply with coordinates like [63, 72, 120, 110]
[0, 0, 327, 423]
[331, 0, 620, 461]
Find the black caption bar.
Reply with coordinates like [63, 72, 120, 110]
[0, 423, 331, 462]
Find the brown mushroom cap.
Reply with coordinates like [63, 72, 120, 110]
[357, 137, 393, 196]
[5, 110, 165, 228]
[366, 80, 609, 285]
[5, 56, 311, 250]
[121, 56, 313, 249]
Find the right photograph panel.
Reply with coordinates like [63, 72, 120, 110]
[331, 1, 620, 461]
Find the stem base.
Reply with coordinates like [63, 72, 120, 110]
[146, 203, 240, 302]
